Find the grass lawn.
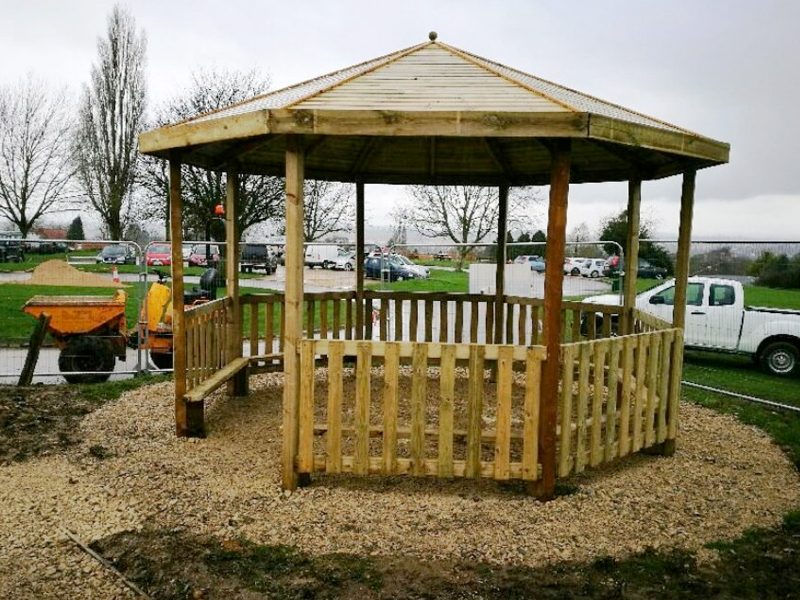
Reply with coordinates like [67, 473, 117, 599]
[366, 268, 469, 293]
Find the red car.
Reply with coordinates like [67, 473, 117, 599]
[145, 243, 172, 266]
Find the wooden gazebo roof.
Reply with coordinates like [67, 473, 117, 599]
[139, 36, 729, 185]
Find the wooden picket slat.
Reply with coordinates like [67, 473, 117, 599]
[493, 346, 514, 479]
[517, 303, 527, 346]
[466, 345, 485, 478]
[320, 299, 329, 339]
[619, 336, 635, 457]
[394, 298, 403, 341]
[531, 305, 540, 345]
[326, 341, 343, 473]
[382, 342, 400, 474]
[558, 344, 576, 477]
[632, 335, 649, 452]
[657, 331, 674, 443]
[522, 347, 541, 480]
[410, 299, 418, 342]
[332, 298, 341, 340]
[604, 339, 621, 462]
[298, 341, 315, 472]
[575, 342, 591, 473]
[424, 299, 434, 342]
[410, 343, 428, 476]
[454, 300, 464, 343]
[354, 342, 372, 475]
[469, 300, 479, 343]
[667, 329, 684, 440]
[645, 333, 661, 447]
[250, 303, 259, 355]
[345, 297, 353, 340]
[380, 298, 389, 340]
[438, 344, 456, 477]
[590, 340, 607, 467]
[439, 300, 448, 343]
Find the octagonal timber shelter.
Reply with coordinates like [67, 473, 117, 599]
[139, 34, 729, 498]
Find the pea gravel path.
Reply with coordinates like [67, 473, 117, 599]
[1, 374, 798, 599]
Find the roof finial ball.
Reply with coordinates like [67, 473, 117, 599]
[428, 31, 438, 41]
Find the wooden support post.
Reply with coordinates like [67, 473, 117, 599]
[673, 169, 696, 331]
[622, 176, 641, 334]
[661, 168, 696, 456]
[169, 159, 196, 436]
[18, 313, 51, 386]
[530, 140, 570, 499]
[225, 170, 247, 396]
[494, 185, 508, 344]
[282, 137, 305, 491]
[355, 181, 365, 339]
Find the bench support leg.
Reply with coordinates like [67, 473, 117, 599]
[186, 401, 206, 438]
[232, 366, 249, 397]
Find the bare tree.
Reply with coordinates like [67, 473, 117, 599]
[567, 221, 600, 257]
[300, 180, 354, 242]
[0, 77, 74, 238]
[139, 68, 283, 241]
[407, 185, 538, 269]
[387, 205, 410, 247]
[74, 5, 146, 240]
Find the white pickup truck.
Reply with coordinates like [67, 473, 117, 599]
[585, 276, 800, 377]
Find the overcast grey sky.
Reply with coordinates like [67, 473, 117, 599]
[1, 0, 798, 239]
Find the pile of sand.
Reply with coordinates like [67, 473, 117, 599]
[22, 260, 125, 288]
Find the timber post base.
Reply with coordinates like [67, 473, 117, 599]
[526, 478, 555, 501]
[232, 366, 249, 397]
[185, 401, 206, 438]
[643, 439, 676, 457]
[297, 473, 312, 487]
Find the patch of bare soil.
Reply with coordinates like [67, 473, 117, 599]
[23, 259, 124, 287]
[91, 516, 800, 599]
[0, 385, 104, 464]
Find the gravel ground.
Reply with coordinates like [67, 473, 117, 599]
[1, 374, 799, 599]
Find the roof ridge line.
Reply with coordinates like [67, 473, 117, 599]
[436, 41, 578, 113]
[283, 40, 434, 110]
[169, 41, 430, 128]
[457, 45, 699, 137]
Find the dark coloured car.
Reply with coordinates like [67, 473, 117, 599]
[604, 257, 668, 279]
[636, 259, 668, 279]
[364, 255, 418, 281]
[240, 244, 278, 274]
[0, 240, 25, 263]
[96, 244, 137, 265]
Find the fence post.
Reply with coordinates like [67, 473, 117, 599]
[18, 313, 51, 386]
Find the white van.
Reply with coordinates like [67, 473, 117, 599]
[304, 245, 342, 269]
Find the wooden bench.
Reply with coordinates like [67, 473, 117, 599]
[182, 356, 251, 437]
[184, 356, 250, 404]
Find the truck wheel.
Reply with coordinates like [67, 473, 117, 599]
[344, 262, 353, 271]
[150, 351, 173, 370]
[760, 341, 799, 377]
[58, 337, 114, 384]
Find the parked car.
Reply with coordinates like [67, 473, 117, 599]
[564, 257, 585, 276]
[514, 255, 546, 272]
[364, 255, 419, 281]
[96, 244, 137, 265]
[579, 258, 607, 278]
[240, 243, 278, 274]
[0, 240, 25, 263]
[24, 240, 68, 254]
[392, 254, 429, 278]
[188, 243, 221, 267]
[304, 244, 341, 269]
[145, 243, 172, 267]
[604, 256, 668, 279]
[584, 276, 800, 377]
[333, 252, 356, 271]
[637, 258, 668, 279]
